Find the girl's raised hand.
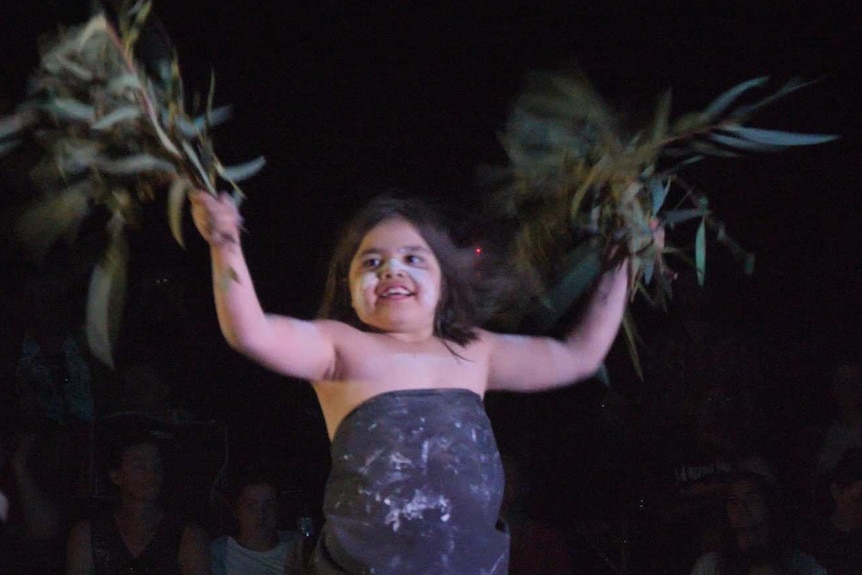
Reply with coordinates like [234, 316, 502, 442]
[189, 190, 242, 246]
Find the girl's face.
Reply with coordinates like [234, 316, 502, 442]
[348, 218, 442, 337]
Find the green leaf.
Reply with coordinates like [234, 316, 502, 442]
[92, 106, 142, 130]
[140, 81, 183, 158]
[218, 156, 266, 183]
[206, 68, 217, 127]
[719, 125, 838, 146]
[0, 111, 33, 138]
[167, 177, 193, 248]
[123, 0, 154, 55]
[652, 90, 671, 142]
[76, 13, 110, 49]
[43, 98, 96, 122]
[707, 131, 783, 153]
[649, 178, 670, 214]
[85, 231, 129, 368]
[661, 208, 710, 226]
[662, 154, 705, 175]
[170, 107, 232, 137]
[169, 114, 199, 138]
[195, 105, 232, 131]
[95, 153, 177, 175]
[728, 77, 814, 122]
[705, 217, 755, 276]
[180, 140, 215, 192]
[701, 76, 769, 120]
[522, 244, 602, 331]
[52, 54, 94, 81]
[642, 257, 655, 285]
[106, 73, 143, 94]
[695, 218, 706, 285]
[621, 311, 644, 381]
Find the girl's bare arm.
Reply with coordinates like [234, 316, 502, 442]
[486, 260, 628, 392]
[190, 191, 336, 381]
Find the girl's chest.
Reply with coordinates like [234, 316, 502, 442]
[338, 340, 489, 390]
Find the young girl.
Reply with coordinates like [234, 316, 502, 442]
[190, 192, 629, 575]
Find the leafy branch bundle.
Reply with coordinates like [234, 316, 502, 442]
[491, 70, 837, 376]
[0, 0, 264, 367]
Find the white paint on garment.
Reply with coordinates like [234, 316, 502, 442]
[389, 452, 413, 470]
[358, 449, 385, 474]
[384, 490, 452, 532]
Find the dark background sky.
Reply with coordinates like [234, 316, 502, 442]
[1, 1, 861, 512]
[2, 1, 859, 325]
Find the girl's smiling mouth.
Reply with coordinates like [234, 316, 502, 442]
[378, 285, 415, 299]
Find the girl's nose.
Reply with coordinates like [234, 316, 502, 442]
[380, 258, 407, 277]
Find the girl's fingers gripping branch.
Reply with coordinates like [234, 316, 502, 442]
[190, 190, 243, 246]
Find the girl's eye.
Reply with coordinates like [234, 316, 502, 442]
[361, 257, 380, 269]
[405, 254, 423, 265]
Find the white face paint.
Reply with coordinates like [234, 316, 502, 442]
[380, 256, 410, 276]
[348, 219, 442, 336]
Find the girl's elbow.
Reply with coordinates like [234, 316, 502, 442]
[570, 348, 605, 381]
[223, 329, 264, 358]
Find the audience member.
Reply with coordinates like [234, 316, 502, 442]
[643, 382, 743, 573]
[0, 431, 64, 574]
[499, 455, 574, 575]
[210, 471, 299, 575]
[791, 360, 862, 523]
[66, 428, 210, 575]
[816, 362, 862, 477]
[690, 472, 825, 575]
[809, 447, 862, 575]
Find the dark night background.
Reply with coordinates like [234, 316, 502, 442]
[1, 0, 861, 571]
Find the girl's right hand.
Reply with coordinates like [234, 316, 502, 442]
[189, 190, 242, 246]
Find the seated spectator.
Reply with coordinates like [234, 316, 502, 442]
[1, 431, 64, 574]
[809, 447, 862, 575]
[643, 382, 750, 573]
[690, 472, 825, 575]
[816, 361, 862, 476]
[210, 471, 299, 575]
[66, 428, 210, 575]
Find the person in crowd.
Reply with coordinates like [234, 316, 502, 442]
[790, 359, 862, 525]
[816, 362, 862, 477]
[190, 191, 630, 574]
[66, 428, 210, 575]
[690, 472, 825, 575]
[809, 447, 862, 575]
[0, 431, 64, 574]
[642, 381, 753, 573]
[210, 471, 299, 575]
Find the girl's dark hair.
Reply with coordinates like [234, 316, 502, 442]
[318, 194, 479, 346]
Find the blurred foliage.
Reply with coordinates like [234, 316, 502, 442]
[487, 69, 837, 377]
[0, 1, 263, 367]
